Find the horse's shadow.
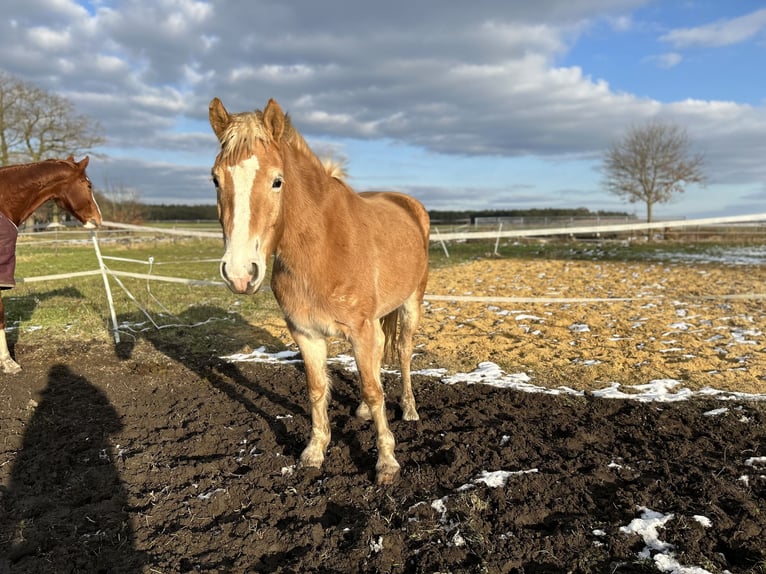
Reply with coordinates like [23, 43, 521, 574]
[112, 304, 376, 477]
[2, 287, 85, 348]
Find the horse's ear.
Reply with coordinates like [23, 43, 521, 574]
[78, 156, 90, 169]
[66, 155, 75, 162]
[263, 98, 285, 140]
[209, 97, 231, 141]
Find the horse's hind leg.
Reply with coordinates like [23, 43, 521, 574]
[397, 290, 422, 421]
[0, 299, 21, 374]
[290, 326, 332, 470]
[352, 318, 400, 485]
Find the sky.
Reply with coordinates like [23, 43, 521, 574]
[1, 0, 765, 218]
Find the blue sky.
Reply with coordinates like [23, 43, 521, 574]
[1, 0, 765, 218]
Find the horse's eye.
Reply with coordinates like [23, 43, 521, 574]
[272, 177, 283, 191]
[212, 174, 220, 188]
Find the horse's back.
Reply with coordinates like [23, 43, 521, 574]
[353, 191, 430, 308]
[357, 191, 430, 246]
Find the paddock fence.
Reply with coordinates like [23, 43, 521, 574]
[11, 213, 766, 343]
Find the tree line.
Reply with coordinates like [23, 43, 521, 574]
[100, 202, 630, 224]
[429, 207, 632, 224]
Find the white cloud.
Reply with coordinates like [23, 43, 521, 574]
[646, 52, 683, 69]
[27, 26, 72, 50]
[661, 7, 766, 48]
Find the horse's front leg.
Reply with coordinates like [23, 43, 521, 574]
[289, 326, 332, 470]
[352, 319, 400, 485]
[0, 300, 21, 374]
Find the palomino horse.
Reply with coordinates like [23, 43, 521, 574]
[0, 156, 102, 373]
[209, 98, 430, 484]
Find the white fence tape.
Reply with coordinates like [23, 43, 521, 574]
[101, 220, 221, 238]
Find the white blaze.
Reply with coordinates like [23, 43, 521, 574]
[222, 156, 263, 285]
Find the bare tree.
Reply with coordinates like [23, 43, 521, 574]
[0, 71, 104, 165]
[602, 120, 705, 223]
[97, 181, 145, 224]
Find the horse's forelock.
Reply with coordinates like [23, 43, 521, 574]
[216, 107, 323, 177]
[219, 111, 272, 164]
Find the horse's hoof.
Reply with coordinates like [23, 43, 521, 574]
[1, 360, 21, 374]
[299, 447, 324, 469]
[376, 461, 401, 485]
[402, 407, 420, 421]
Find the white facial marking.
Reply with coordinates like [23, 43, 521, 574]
[224, 156, 260, 279]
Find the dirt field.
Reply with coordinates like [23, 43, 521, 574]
[1, 255, 765, 573]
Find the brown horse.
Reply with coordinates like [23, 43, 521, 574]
[209, 98, 430, 484]
[0, 156, 102, 373]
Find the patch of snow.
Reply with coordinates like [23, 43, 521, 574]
[222, 349, 766, 404]
[515, 313, 542, 321]
[620, 507, 717, 574]
[369, 536, 384, 554]
[693, 516, 712, 528]
[197, 488, 226, 500]
[222, 346, 302, 364]
[441, 362, 535, 390]
[281, 465, 295, 477]
[457, 469, 539, 491]
[702, 407, 728, 417]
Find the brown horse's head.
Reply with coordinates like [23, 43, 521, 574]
[209, 98, 287, 294]
[54, 156, 102, 228]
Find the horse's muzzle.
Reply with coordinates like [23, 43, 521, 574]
[220, 261, 264, 295]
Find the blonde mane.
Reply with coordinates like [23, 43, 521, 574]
[321, 158, 348, 181]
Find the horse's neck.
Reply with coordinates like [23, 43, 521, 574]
[277, 152, 349, 266]
[0, 166, 63, 225]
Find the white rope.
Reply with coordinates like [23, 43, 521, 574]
[14, 269, 766, 304]
[107, 270, 225, 287]
[101, 220, 221, 238]
[145, 256, 175, 316]
[425, 292, 766, 304]
[15, 270, 103, 283]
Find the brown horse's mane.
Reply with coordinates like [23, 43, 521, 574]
[0, 158, 81, 193]
[0, 158, 79, 181]
[218, 109, 343, 180]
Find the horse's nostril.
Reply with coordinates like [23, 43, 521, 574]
[249, 262, 259, 278]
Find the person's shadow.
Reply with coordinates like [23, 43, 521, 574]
[0, 364, 145, 573]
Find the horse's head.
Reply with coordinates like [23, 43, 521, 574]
[54, 156, 102, 228]
[209, 97, 287, 295]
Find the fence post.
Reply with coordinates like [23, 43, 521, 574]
[434, 227, 450, 258]
[91, 231, 121, 343]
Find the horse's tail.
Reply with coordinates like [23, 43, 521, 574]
[380, 310, 399, 365]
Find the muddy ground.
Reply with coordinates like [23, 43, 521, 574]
[0, 340, 764, 573]
[1, 255, 766, 573]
